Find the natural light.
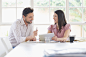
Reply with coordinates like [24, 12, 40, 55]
[0, 0, 86, 39]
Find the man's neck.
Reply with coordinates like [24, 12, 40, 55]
[25, 22, 28, 26]
[23, 19, 28, 26]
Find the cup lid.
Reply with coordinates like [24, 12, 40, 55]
[69, 35, 76, 37]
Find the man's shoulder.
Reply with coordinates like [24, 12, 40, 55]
[12, 19, 21, 25]
[14, 19, 21, 24]
[11, 19, 21, 27]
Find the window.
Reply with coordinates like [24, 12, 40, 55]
[0, 0, 86, 39]
[34, 0, 66, 36]
[0, 0, 31, 37]
[2, 0, 31, 23]
[68, 0, 86, 38]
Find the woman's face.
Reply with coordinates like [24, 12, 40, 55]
[53, 13, 58, 24]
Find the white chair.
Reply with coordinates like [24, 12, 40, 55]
[1, 37, 13, 54]
[0, 38, 6, 57]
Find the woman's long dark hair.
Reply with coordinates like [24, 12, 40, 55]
[55, 10, 67, 32]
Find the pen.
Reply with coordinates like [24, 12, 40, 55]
[36, 27, 38, 31]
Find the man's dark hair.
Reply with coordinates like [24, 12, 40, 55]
[55, 10, 67, 32]
[22, 7, 34, 17]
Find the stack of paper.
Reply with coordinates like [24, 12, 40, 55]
[44, 48, 86, 56]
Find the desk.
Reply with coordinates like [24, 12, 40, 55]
[5, 42, 86, 57]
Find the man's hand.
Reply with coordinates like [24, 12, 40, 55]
[32, 37, 36, 41]
[25, 29, 38, 41]
[33, 30, 38, 36]
[26, 35, 35, 41]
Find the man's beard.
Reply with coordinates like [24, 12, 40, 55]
[25, 18, 32, 24]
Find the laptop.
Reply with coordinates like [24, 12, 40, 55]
[39, 33, 54, 41]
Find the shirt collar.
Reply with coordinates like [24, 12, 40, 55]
[20, 18, 25, 25]
[20, 18, 32, 26]
[53, 24, 57, 29]
[53, 24, 64, 29]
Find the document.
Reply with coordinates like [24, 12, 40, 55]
[44, 48, 86, 56]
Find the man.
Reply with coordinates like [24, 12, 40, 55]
[9, 7, 37, 47]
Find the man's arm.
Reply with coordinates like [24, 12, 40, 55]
[12, 22, 34, 44]
[29, 25, 38, 41]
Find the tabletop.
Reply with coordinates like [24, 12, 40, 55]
[5, 41, 86, 57]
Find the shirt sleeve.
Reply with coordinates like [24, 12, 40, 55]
[48, 25, 52, 32]
[12, 22, 26, 44]
[64, 24, 71, 31]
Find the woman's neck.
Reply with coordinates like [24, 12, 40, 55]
[56, 23, 59, 29]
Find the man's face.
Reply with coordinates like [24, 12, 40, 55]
[23, 13, 34, 24]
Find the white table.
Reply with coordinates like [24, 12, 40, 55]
[5, 41, 86, 57]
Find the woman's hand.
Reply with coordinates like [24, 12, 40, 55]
[52, 36, 67, 42]
[57, 38, 67, 42]
[52, 36, 57, 41]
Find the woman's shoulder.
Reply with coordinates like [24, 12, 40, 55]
[65, 24, 70, 27]
[49, 24, 56, 28]
[64, 24, 71, 30]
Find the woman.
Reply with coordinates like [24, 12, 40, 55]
[48, 10, 71, 42]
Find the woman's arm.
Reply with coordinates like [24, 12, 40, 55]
[63, 29, 70, 38]
[52, 29, 71, 42]
[57, 29, 71, 41]
[48, 30, 52, 33]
